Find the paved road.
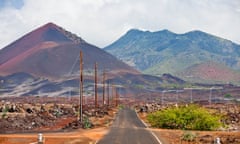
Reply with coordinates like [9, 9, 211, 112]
[97, 107, 161, 144]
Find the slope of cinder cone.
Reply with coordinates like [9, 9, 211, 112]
[0, 22, 139, 78]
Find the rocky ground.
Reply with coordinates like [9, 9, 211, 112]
[1, 96, 240, 144]
[0, 96, 117, 134]
[151, 129, 240, 144]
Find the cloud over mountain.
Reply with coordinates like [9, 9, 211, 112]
[0, 0, 239, 49]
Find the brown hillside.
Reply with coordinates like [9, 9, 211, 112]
[0, 23, 138, 78]
[0, 23, 76, 65]
[180, 61, 240, 83]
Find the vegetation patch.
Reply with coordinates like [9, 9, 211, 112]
[118, 105, 124, 110]
[1, 106, 9, 119]
[83, 116, 92, 129]
[181, 131, 197, 142]
[147, 105, 222, 130]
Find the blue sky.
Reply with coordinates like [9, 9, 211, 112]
[0, 0, 240, 49]
[0, 0, 24, 9]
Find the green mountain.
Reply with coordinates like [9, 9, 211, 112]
[104, 29, 240, 83]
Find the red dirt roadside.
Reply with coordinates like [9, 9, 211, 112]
[0, 127, 108, 144]
[0, 107, 118, 144]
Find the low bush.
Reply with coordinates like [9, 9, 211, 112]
[1, 107, 9, 119]
[147, 105, 221, 130]
[181, 131, 197, 142]
[83, 116, 92, 129]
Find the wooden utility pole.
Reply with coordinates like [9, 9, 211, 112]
[115, 87, 118, 107]
[79, 51, 83, 122]
[112, 85, 115, 106]
[102, 70, 105, 106]
[95, 62, 98, 108]
[107, 79, 110, 106]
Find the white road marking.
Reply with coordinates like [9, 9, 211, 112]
[135, 110, 162, 144]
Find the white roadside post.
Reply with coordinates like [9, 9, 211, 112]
[38, 133, 44, 144]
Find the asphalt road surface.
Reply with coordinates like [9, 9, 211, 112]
[97, 107, 161, 144]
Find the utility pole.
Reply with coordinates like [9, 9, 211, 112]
[185, 75, 193, 103]
[176, 90, 184, 105]
[79, 51, 83, 122]
[68, 88, 71, 101]
[209, 87, 213, 105]
[102, 69, 105, 106]
[176, 90, 179, 105]
[112, 84, 114, 106]
[161, 91, 165, 105]
[190, 88, 193, 103]
[107, 79, 110, 106]
[95, 62, 98, 108]
[115, 87, 118, 107]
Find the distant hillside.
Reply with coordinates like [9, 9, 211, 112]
[179, 61, 240, 84]
[105, 29, 240, 83]
[0, 72, 186, 97]
[0, 23, 139, 78]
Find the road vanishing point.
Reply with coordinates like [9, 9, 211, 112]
[97, 107, 162, 144]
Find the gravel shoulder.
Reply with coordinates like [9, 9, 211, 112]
[0, 127, 109, 144]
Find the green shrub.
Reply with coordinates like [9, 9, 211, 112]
[147, 105, 221, 130]
[118, 105, 124, 110]
[83, 116, 92, 129]
[181, 131, 197, 142]
[1, 112, 7, 119]
[224, 93, 232, 98]
[1, 107, 9, 119]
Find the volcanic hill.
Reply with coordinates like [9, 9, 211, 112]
[0, 22, 138, 78]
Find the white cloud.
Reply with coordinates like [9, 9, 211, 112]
[0, 0, 240, 49]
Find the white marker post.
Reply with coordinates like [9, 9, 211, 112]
[38, 133, 44, 144]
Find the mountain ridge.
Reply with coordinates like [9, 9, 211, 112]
[105, 29, 240, 83]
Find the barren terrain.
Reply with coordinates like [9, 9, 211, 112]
[0, 96, 117, 144]
[1, 85, 240, 144]
[0, 127, 108, 144]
